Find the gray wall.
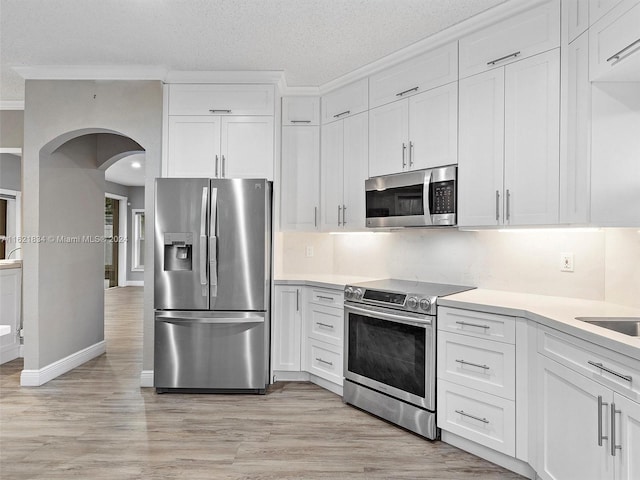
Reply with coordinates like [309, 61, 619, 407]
[0, 153, 21, 190]
[22, 79, 162, 373]
[0, 110, 24, 148]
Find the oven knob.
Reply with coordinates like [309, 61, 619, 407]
[354, 288, 363, 300]
[407, 297, 418, 309]
[419, 298, 431, 311]
[345, 287, 354, 299]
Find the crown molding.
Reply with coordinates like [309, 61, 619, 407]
[0, 100, 25, 110]
[165, 70, 285, 85]
[12, 65, 168, 81]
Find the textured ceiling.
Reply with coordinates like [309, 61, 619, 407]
[0, 0, 508, 102]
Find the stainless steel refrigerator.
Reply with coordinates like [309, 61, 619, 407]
[154, 178, 272, 393]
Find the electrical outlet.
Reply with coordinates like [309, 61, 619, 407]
[305, 246, 314, 258]
[560, 253, 574, 272]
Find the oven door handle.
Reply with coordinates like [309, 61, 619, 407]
[345, 304, 432, 327]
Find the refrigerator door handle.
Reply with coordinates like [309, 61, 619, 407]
[210, 187, 219, 302]
[199, 187, 208, 297]
[156, 315, 264, 325]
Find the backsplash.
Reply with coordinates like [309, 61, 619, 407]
[277, 228, 640, 308]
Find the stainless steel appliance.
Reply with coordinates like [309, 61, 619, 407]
[365, 165, 457, 228]
[343, 279, 474, 439]
[154, 178, 272, 393]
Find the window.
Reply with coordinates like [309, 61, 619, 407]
[132, 209, 145, 271]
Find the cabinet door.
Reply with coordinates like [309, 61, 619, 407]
[320, 120, 344, 230]
[560, 32, 591, 224]
[169, 84, 274, 116]
[504, 49, 560, 226]
[409, 82, 458, 170]
[280, 126, 320, 231]
[563, 0, 590, 43]
[282, 97, 320, 126]
[368, 100, 409, 177]
[458, 68, 505, 227]
[342, 112, 368, 230]
[614, 393, 640, 480]
[321, 78, 368, 124]
[272, 286, 301, 372]
[590, 0, 626, 25]
[537, 355, 613, 480]
[220, 116, 274, 180]
[167, 116, 221, 177]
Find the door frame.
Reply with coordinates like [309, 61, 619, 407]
[105, 193, 128, 287]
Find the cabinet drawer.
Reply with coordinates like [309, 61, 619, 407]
[282, 97, 320, 126]
[458, 1, 560, 78]
[589, 0, 640, 81]
[169, 84, 275, 116]
[321, 78, 368, 124]
[438, 332, 515, 400]
[306, 339, 343, 385]
[369, 42, 458, 109]
[537, 325, 640, 401]
[438, 307, 516, 344]
[306, 303, 344, 346]
[437, 380, 515, 456]
[308, 288, 344, 307]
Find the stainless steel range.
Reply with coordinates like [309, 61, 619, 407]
[343, 279, 474, 439]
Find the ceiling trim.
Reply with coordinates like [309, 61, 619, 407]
[318, 0, 547, 95]
[165, 70, 285, 85]
[13, 65, 168, 81]
[0, 101, 24, 110]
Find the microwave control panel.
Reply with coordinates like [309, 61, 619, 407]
[431, 180, 455, 214]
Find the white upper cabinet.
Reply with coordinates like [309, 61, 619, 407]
[280, 125, 320, 231]
[368, 42, 458, 109]
[563, 0, 590, 43]
[168, 84, 275, 116]
[167, 116, 221, 178]
[282, 96, 320, 126]
[220, 116, 274, 180]
[589, 0, 640, 81]
[590, 0, 625, 24]
[321, 78, 368, 124]
[459, 1, 560, 79]
[369, 82, 458, 177]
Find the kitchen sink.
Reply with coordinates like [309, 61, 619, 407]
[576, 317, 640, 337]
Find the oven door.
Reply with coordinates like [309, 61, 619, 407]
[344, 303, 435, 410]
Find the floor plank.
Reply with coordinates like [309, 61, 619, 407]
[0, 287, 525, 479]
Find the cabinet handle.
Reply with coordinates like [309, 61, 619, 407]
[402, 143, 407, 169]
[495, 190, 500, 222]
[606, 38, 640, 63]
[290, 120, 312, 124]
[455, 359, 490, 370]
[597, 395, 609, 447]
[215, 155, 219, 177]
[317, 295, 334, 301]
[316, 357, 333, 366]
[314, 206, 318, 228]
[296, 289, 300, 312]
[588, 361, 632, 383]
[209, 109, 232, 114]
[222, 155, 226, 178]
[455, 410, 489, 424]
[333, 110, 350, 119]
[409, 141, 414, 167]
[506, 189, 511, 222]
[610, 403, 622, 456]
[455, 320, 490, 330]
[338, 205, 342, 227]
[316, 322, 334, 329]
[342, 204, 347, 226]
[487, 51, 521, 66]
[396, 86, 419, 97]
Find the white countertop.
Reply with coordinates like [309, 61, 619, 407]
[0, 259, 22, 270]
[439, 288, 640, 360]
[275, 274, 382, 290]
[0, 325, 11, 337]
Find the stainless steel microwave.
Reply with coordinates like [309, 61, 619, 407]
[365, 165, 457, 228]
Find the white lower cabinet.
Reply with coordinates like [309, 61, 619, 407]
[272, 285, 302, 372]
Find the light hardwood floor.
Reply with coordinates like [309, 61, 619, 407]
[0, 287, 524, 479]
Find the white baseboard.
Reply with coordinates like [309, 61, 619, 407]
[272, 370, 309, 382]
[0, 344, 21, 364]
[140, 370, 154, 387]
[125, 281, 144, 287]
[20, 341, 106, 386]
[308, 373, 343, 396]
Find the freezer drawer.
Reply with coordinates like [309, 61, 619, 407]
[154, 311, 268, 391]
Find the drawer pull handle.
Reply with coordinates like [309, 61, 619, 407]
[611, 402, 622, 456]
[455, 321, 490, 330]
[333, 110, 351, 119]
[316, 322, 334, 329]
[455, 410, 489, 424]
[316, 357, 333, 366]
[396, 86, 419, 97]
[606, 38, 640, 63]
[588, 361, 632, 383]
[317, 295, 334, 301]
[455, 359, 490, 370]
[290, 120, 312, 124]
[487, 51, 521, 66]
[598, 395, 609, 447]
[209, 109, 232, 114]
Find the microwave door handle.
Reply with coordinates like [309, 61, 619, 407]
[209, 187, 218, 303]
[199, 187, 208, 297]
[423, 171, 433, 225]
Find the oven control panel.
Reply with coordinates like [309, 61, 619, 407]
[345, 286, 436, 315]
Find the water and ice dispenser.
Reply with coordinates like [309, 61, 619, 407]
[163, 232, 193, 271]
